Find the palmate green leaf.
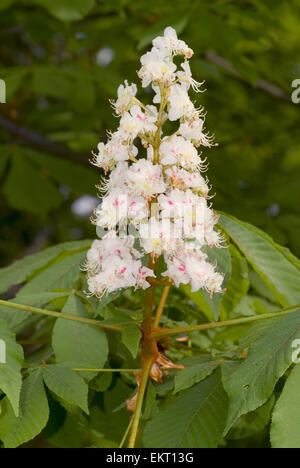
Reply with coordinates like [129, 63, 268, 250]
[0, 239, 91, 295]
[0, 368, 49, 448]
[46, 412, 88, 449]
[90, 372, 112, 393]
[43, 364, 89, 414]
[26, 149, 98, 196]
[235, 315, 281, 355]
[186, 5, 241, 52]
[80, 290, 122, 318]
[173, 357, 219, 394]
[121, 323, 142, 359]
[223, 309, 300, 435]
[228, 396, 275, 441]
[20, 251, 86, 295]
[0, 320, 24, 416]
[143, 380, 157, 421]
[96, 379, 132, 442]
[181, 284, 212, 320]
[202, 245, 232, 320]
[0, 291, 71, 330]
[182, 244, 231, 321]
[270, 363, 300, 448]
[31, 0, 95, 22]
[32, 66, 96, 112]
[219, 213, 300, 307]
[52, 295, 108, 377]
[220, 245, 249, 319]
[212, 323, 250, 349]
[276, 242, 300, 271]
[249, 269, 278, 304]
[4, 153, 63, 215]
[231, 294, 278, 318]
[144, 370, 228, 448]
[0, 0, 17, 11]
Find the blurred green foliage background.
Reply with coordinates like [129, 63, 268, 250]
[0, 0, 299, 269]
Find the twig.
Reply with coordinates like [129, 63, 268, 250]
[0, 25, 24, 37]
[0, 114, 89, 166]
[73, 368, 141, 372]
[0, 298, 124, 332]
[153, 285, 171, 328]
[119, 418, 133, 448]
[152, 304, 300, 338]
[205, 51, 290, 101]
[127, 272, 157, 448]
[128, 357, 153, 448]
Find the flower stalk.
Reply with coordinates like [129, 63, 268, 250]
[127, 84, 168, 447]
[152, 304, 300, 339]
[153, 285, 171, 328]
[0, 298, 124, 332]
[72, 368, 141, 373]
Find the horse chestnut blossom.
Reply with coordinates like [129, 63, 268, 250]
[85, 26, 225, 299]
[86, 233, 155, 296]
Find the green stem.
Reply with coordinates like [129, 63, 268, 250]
[153, 285, 171, 328]
[127, 284, 157, 448]
[127, 85, 168, 448]
[72, 368, 141, 373]
[119, 418, 133, 448]
[152, 304, 300, 338]
[0, 298, 124, 332]
[127, 357, 153, 448]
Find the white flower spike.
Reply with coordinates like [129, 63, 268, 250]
[85, 26, 225, 299]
